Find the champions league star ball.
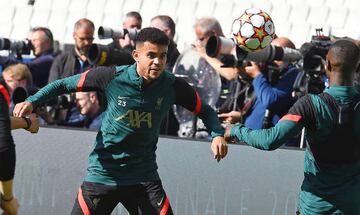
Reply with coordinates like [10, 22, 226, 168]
[232, 8, 275, 52]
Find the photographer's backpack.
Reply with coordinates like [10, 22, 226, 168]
[310, 92, 360, 164]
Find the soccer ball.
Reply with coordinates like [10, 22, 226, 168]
[232, 8, 275, 52]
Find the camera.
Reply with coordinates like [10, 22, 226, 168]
[300, 28, 332, 71]
[0, 38, 32, 55]
[12, 86, 38, 105]
[293, 28, 330, 98]
[87, 43, 135, 66]
[12, 86, 69, 110]
[205, 35, 302, 67]
[98, 26, 139, 40]
[12, 86, 71, 124]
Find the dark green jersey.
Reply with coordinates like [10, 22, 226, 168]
[27, 64, 224, 186]
[230, 86, 360, 214]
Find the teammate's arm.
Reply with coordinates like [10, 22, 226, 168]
[226, 95, 315, 150]
[174, 77, 227, 161]
[0, 91, 18, 215]
[13, 67, 116, 117]
[11, 115, 39, 133]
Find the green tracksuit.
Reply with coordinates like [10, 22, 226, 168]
[230, 86, 360, 214]
[27, 64, 224, 186]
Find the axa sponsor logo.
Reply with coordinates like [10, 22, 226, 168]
[115, 110, 152, 128]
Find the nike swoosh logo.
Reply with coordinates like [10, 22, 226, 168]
[157, 196, 164, 206]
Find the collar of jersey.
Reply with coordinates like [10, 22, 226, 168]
[128, 63, 144, 84]
[325, 85, 358, 102]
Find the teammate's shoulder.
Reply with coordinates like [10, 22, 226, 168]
[293, 94, 314, 107]
[163, 70, 176, 79]
[161, 71, 177, 86]
[114, 64, 134, 73]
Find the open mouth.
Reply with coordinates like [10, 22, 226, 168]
[150, 68, 160, 72]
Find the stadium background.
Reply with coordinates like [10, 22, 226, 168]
[0, 0, 359, 52]
[0, 0, 358, 214]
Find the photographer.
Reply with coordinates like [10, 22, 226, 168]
[48, 18, 95, 82]
[59, 91, 102, 129]
[225, 39, 360, 215]
[150, 15, 180, 72]
[0, 27, 55, 88]
[73, 91, 101, 129]
[193, 17, 239, 81]
[218, 37, 299, 132]
[1, 63, 33, 113]
[193, 17, 240, 113]
[107, 11, 142, 55]
[45, 18, 96, 127]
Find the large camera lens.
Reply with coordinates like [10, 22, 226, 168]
[205, 36, 236, 58]
[0, 38, 11, 50]
[87, 43, 135, 66]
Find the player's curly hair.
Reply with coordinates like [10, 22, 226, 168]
[135, 27, 169, 47]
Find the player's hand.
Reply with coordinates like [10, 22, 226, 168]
[224, 126, 236, 143]
[27, 114, 39, 134]
[0, 197, 19, 215]
[218, 111, 242, 124]
[211, 136, 228, 162]
[13, 101, 33, 117]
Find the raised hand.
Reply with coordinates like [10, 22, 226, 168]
[211, 136, 228, 162]
[13, 101, 33, 117]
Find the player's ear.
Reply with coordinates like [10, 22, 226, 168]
[326, 60, 331, 72]
[132, 50, 139, 62]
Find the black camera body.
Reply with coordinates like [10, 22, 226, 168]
[12, 86, 71, 124]
[301, 31, 332, 71]
[293, 29, 331, 98]
[0, 38, 32, 56]
[87, 43, 135, 66]
[12, 86, 69, 109]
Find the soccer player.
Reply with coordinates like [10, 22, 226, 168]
[13, 27, 227, 215]
[1, 79, 39, 215]
[225, 40, 360, 214]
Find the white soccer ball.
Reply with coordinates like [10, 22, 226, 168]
[232, 8, 275, 52]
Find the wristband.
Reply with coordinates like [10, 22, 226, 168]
[1, 194, 14, 202]
[22, 116, 32, 130]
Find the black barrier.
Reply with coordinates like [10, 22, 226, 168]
[9, 127, 304, 214]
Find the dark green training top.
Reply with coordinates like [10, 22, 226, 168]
[27, 64, 224, 186]
[230, 86, 360, 215]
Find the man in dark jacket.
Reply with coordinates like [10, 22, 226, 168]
[150, 15, 180, 72]
[48, 18, 95, 82]
[0, 27, 55, 88]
